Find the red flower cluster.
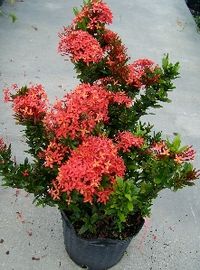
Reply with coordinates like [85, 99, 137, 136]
[5, 84, 48, 123]
[174, 146, 196, 164]
[73, 0, 113, 30]
[44, 83, 110, 139]
[49, 136, 126, 204]
[111, 91, 133, 108]
[116, 131, 144, 152]
[43, 140, 69, 168]
[58, 29, 103, 64]
[103, 29, 130, 82]
[44, 83, 133, 140]
[150, 141, 170, 157]
[150, 142, 196, 164]
[43, 99, 68, 139]
[127, 59, 160, 88]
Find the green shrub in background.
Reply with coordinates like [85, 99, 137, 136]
[0, 0, 17, 23]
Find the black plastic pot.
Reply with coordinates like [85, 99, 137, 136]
[0, 0, 4, 7]
[61, 210, 144, 270]
[186, 0, 200, 13]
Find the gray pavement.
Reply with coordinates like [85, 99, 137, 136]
[0, 0, 200, 269]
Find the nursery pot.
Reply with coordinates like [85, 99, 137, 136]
[61, 210, 144, 270]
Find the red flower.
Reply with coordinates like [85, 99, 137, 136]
[22, 170, 29, 177]
[58, 29, 103, 64]
[150, 141, 170, 157]
[43, 99, 69, 139]
[48, 179, 61, 200]
[49, 136, 126, 204]
[97, 188, 113, 204]
[111, 91, 133, 108]
[127, 59, 160, 88]
[44, 83, 112, 140]
[43, 140, 69, 168]
[73, 0, 113, 30]
[7, 84, 48, 123]
[174, 146, 196, 164]
[116, 131, 144, 152]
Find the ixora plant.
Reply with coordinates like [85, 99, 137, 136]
[0, 0, 199, 269]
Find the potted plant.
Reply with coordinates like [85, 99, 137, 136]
[0, 0, 199, 269]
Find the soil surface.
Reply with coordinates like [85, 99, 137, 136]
[72, 213, 145, 240]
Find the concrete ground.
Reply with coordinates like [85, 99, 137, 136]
[0, 0, 200, 269]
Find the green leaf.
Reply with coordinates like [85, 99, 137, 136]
[140, 182, 152, 194]
[172, 134, 181, 151]
[125, 193, 132, 201]
[118, 213, 125, 222]
[116, 177, 124, 187]
[78, 225, 89, 235]
[83, 0, 90, 5]
[128, 164, 137, 170]
[9, 13, 17, 23]
[183, 162, 193, 172]
[24, 157, 29, 165]
[73, 7, 79, 16]
[127, 202, 133, 211]
[154, 178, 162, 184]
[162, 54, 169, 70]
